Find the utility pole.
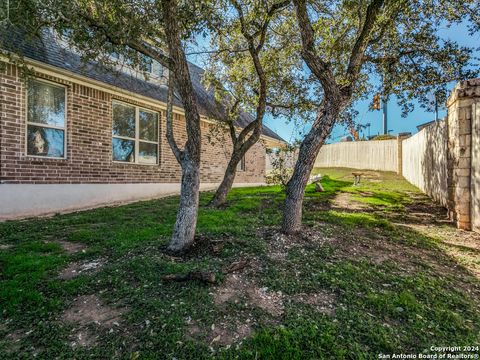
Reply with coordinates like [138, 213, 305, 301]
[434, 92, 439, 121]
[380, 71, 388, 135]
[382, 96, 388, 135]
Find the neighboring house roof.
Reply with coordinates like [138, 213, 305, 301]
[416, 120, 439, 132]
[2, 29, 286, 143]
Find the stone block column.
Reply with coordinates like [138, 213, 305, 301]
[446, 79, 480, 230]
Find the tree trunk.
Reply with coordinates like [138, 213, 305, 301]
[282, 0, 385, 234]
[209, 118, 263, 207]
[209, 0, 277, 207]
[168, 157, 200, 252]
[282, 103, 339, 234]
[162, 0, 202, 252]
[209, 151, 241, 207]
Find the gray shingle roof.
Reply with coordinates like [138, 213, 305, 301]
[3, 29, 285, 143]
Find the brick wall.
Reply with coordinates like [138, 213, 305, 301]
[0, 64, 266, 184]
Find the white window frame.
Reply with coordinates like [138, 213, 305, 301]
[112, 100, 160, 165]
[237, 155, 246, 172]
[25, 78, 67, 160]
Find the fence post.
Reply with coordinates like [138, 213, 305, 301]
[397, 136, 402, 176]
[396, 134, 410, 176]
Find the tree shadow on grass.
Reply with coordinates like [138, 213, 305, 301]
[1, 179, 479, 358]
[313, 185, 451, 227]
[256, 209, 480, 358]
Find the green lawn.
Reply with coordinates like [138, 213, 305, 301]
[1, 168, 479, 359]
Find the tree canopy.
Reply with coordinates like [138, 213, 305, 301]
[2, 0, 480, 240]
[281, 0, 480, 234]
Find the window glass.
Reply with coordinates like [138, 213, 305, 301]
[112, 138, 135, 162]
[113, 103, 136, 138]
[27, 126, 65, 158]
[27, 80, 66, 158]
[139, 110, 158, 142]
[139, 142, 158, 164]
[27, 80, 65, 127]
[237, 156, 246, 171]
[141, 55, 153, 73]
[152, 61, 164, 77]
[112, 102, 159, 164]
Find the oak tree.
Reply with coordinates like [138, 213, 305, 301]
[203, 0, 305, 207]
[2, 0, 212, 251]
[282, 0, 479, 233]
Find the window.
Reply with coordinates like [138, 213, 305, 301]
[140, 55, 153, 73]
[237, 155, 246, 171]
[112, 102, 159, 164]
[26, 79, 66, 158]
[151, 60, 164, 78]
[110, 52, 164, 80]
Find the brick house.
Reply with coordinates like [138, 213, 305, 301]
[0, 30, 285, 220]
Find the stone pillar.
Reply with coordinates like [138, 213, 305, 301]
[472, 103, 480, 232]
[446, 79, 480, 230]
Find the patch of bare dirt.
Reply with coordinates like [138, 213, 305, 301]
[199, 251, 335, 347]
[61, 294, 125, 348]
[166, 234, 232, 259]
[215, 273, 284, 318]
[397, 223, 480, 278]
[262, 227, 327, 261]
[6, 329, 25, 342]
[399, 202, 450, 225]
[54, 240, 87, 254]
[360, 242, 418, 270]
[58, 259, 104, 280]
[186, 257, 285, 347]
[290, 290, 337, 316]
[187, 319, 253, 347]
[327, 223, 479, 283]
[62, 295, 124, 327]
[265, 223, 426, 277]
[404, 223, 480, 250]
[192, 265, 337, 347]
[326, 226, 429, 273]
[332, 192, 367, 211]
[247, 285, 284, 317]
[3, 329, 28, 355]
[360, 171, 382, 180]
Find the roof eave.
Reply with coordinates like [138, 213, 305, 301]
[3, 54, 286, 145]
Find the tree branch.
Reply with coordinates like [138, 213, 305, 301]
[345, 0, 385, 81]
[161, 0, 201, 162]
[293, 0, 339, 99]
[254, 0, 291, 52]
[230, 0, 266, 149]
[185, 48, 249, 56]
[166, 73, 183, 162]
[68, 6, 174, 69]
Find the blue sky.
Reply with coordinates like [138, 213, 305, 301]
[188, 21, 479, 144]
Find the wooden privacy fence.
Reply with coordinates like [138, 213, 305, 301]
[314, 139, 399, 172]
[309, 78, 480, 232]
[313, 124, 449, 211]
[401, 121, 449, 207]
[264, 79, 480, 232]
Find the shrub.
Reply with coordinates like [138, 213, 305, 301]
[372, 134, 396, 140]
